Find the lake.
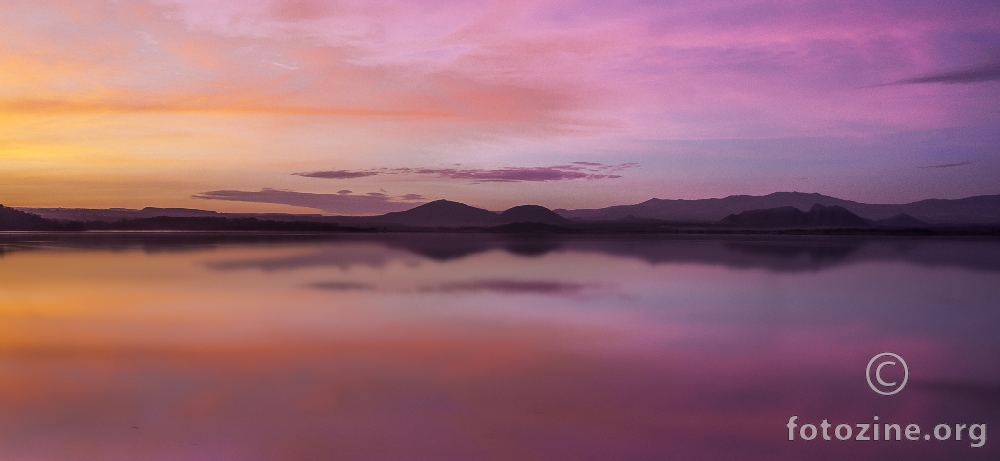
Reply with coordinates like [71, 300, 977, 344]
[1, 233, 998, 460]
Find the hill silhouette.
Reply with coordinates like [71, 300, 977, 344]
[499, 205, 570, 225]
[719, 204, 870, 228]
[875, 213, 927, 228]
[1, 205, 373, 232]
[0, 205, 60, 230]
[82, 217, 365, 232]
[555, 192, 1000, 224]
[488, 222, 579, 233]
[12, 192, 1000, 230]
[375, 200, 501, 227]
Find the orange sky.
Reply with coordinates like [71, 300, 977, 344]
[2, 0, 999, 213]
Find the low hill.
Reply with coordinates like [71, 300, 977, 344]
[875, 213, 928, 228]
[17, 206, 336, 223]
[0, 205, 59, 231]
[556, 192, 1000, 224]
[499, 205, 570, 225]
[2, 206, 372, 232]
[16, 192, 1000, 228]
[488, 222, 579, 233]
[374, 200, 501, 227]
[719, 204, 870, 228]
[82, 217, 364, 232]
[807, 204, 871, 227]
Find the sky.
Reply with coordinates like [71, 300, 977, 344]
[1, 0, 999, 214]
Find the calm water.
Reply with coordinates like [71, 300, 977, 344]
[1, 233, 998, 460]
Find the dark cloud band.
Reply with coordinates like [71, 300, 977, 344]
[294, 162, 638, 183]
[192, 188, 423, 214]
[917, 161, 972, 169]
[293, 170, 380, 179]
[887, 62, 1000, 86]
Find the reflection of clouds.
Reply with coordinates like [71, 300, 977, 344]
[4, 236, 1000, 459]
[0, 330, 984, 461]
[909, 379, 1000, 402]
[205, 245, 415, 272]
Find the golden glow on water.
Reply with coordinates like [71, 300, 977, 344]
[0, 236, 998, 460]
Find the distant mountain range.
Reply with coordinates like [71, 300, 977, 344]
[15, 200, 574, 229]
[719, 204, 871, 228]
[6, 192, 1000, 231]
[553, 192, 1000, 224]
[0, 206, 61, 231]
[0, 206, 365, 232]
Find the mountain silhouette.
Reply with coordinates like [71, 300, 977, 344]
[0, 205, 59, 230]
[375, 200, 501, 227]
[875, 213, 927, 228]
[719, 204, 870, 228]
[488, 222, 578, 233]
[806, 204, 871, 227]
[499, 205, 570, 225]
[14, 192, 1000, 228]
[82, 216, 361, 232]
[556, 192, 1000, 224]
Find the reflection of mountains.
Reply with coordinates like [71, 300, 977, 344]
[384, 236, 562, 260]
[567, 238, 1000, 272]
[0, 232, 355, 256]
[204, 235, 1000, 274]
[3, 233, 999, 273]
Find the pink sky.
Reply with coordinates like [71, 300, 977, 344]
[1, 0, 998, 213]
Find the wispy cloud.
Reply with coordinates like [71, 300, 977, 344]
[884, 62, 1000, 86]
[308, 281, 375, 291]
[917, 161, 973, 169]
[293, 170, 380, 179]
[419, 280, 596, 296]
[294, 162, 638, 183]
[192, 188, 423, 214]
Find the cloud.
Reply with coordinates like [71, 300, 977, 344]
[411, 166, 617, 182]
[887, 62, 1000, 85]
[308, 281, 375, 291]
[917, 161, 973, 169]
[420, 280, 595, 296]
[294, 170, 380, 179]
[293, 162, 637, 183]
[192, 188, 422, 214]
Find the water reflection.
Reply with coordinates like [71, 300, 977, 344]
[0, 234, 998, 460]
[3, 233, 1000, 273]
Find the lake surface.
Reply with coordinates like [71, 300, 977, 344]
[1, 233, 998, 460]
